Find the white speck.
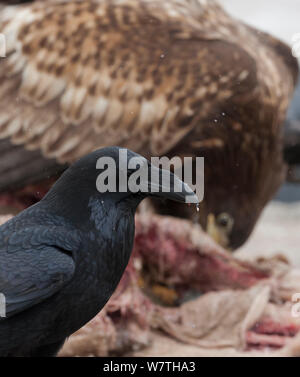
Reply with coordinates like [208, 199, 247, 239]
[221, 112, 226, 116]
[160, 54, 165, 59]
[214, 119, 218, 123]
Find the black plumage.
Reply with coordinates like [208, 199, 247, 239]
[0, 146, 197, 357]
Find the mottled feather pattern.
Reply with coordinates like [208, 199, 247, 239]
[0, 0, 294, 163]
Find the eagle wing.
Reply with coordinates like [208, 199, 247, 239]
[0, 0, 254, 163]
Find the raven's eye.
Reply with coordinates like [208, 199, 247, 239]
[217, 213, 234, 230]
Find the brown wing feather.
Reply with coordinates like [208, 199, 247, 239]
[0, 0, 258, 164]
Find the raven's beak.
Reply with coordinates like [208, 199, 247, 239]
[147, 165, 199, 204]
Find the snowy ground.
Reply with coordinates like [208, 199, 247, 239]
[237, 198, 300, 266]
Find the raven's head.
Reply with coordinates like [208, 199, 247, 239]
[43, 147, 198, 223]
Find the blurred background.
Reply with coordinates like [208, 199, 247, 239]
[221, 0, 300, 46]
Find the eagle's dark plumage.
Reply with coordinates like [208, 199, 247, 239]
[0, 0, 298, 248]
[284, 77, 300, 181]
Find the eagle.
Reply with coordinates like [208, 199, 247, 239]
[0, 0, 297, 249]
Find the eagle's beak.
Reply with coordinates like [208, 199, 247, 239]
[206, 213, 230, 249]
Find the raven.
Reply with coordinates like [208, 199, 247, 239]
[0, 147, 198, 357]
